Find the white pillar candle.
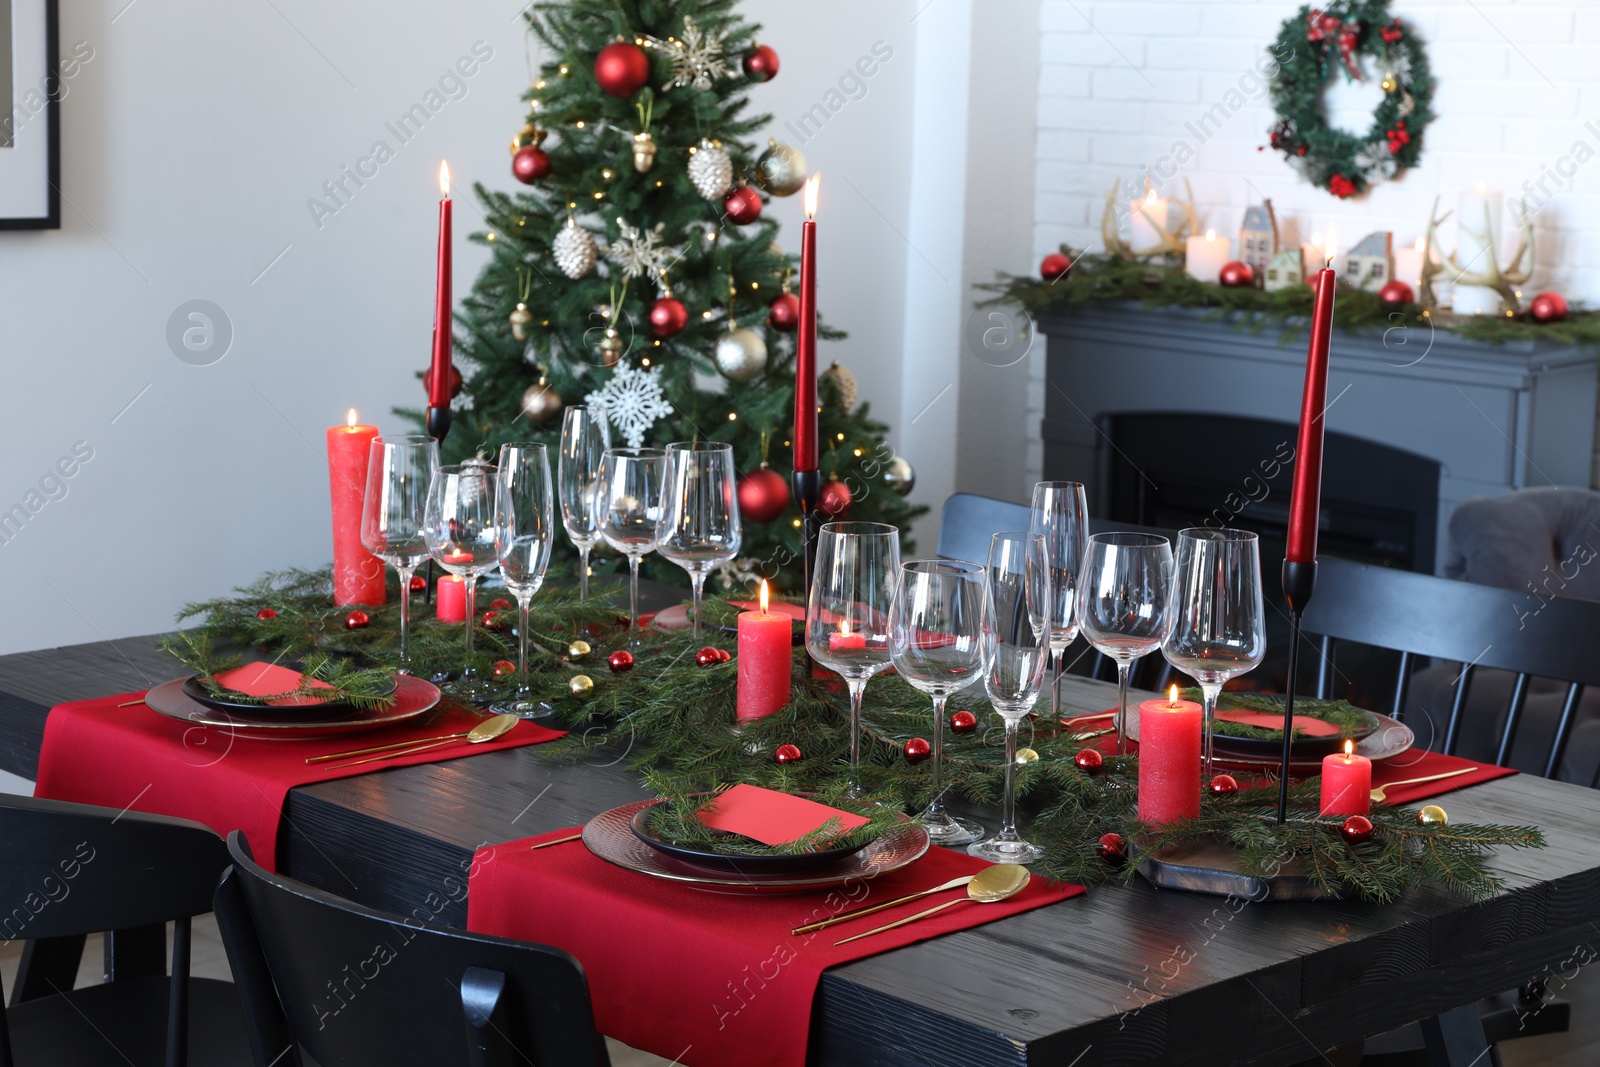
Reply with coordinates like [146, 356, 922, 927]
[1185, 228, 1232, 282]
[1128, 189, 1170, 251]
[1454, 184, 1503, 315]
[1393, 237, 1425, 288]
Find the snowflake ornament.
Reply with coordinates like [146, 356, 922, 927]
[667, 18, 733, 91]
[608, 218, 680, 283]
[585, 363, 674, 448]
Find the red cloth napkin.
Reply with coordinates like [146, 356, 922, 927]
[35, 692, 562, 872]
[468, 829, 1082, 1067]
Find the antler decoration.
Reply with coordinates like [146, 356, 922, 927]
[1101, 177, 1198, 260]
[1445, 198, 1535, 316]
[1418, 195, 1450, 312]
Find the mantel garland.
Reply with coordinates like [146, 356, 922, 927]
[167, 567, 1545, 901]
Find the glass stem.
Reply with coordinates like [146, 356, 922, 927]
[1200, 681, 1222, 783]
[1001, 717, 1020, 838]
[1050, 648, 1064, 729]
[1115, 660, 1132, 757]
[628, 555, 642, 638]
[516, 595, 532, 679]
[927, 694, 949, 819]
[463, 575, 478, 664]
[578, 546, 590, 600]
[689, 571, 706, 640]
[396, 566, 415, 669]
[845, 676, 867, 796]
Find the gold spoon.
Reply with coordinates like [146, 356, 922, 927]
[1369, 767, 1475, 804]
[792, 874, 976, 935]
[311, 713, 520, 768]
[833, 863, 1030, 946]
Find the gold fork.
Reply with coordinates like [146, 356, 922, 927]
[1369, 767, 1476, 804]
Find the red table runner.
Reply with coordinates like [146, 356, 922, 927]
[35, 691, 562, 871]
[468, 828, 1082, 1067]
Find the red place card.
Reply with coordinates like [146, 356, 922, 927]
[1217, 710, 1341, 737]
[212, 662, 332, 707]
[697, 784, 869, 847]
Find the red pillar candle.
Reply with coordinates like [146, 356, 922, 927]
[1286, 231, 1338, 564]
[737, 580, 793, 723]
[1137, 687, 1203, 825]
[792, 173, 821, 473]
[326, 409, 386, 607]
[436, 575, 466, 622]
[1319, 739, 1372, 816]
[426, 161, 454, 411]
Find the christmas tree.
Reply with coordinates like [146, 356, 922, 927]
[405, 0, 924, 593]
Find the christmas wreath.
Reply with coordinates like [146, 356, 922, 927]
[1267, 1, 1434, 198]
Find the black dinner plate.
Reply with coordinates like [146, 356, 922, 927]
[180, 674, 395, 723]
[628, 799, 873, 876]
[1210, 695, 1380, 759]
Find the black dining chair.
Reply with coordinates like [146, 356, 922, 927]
[214, 831, 610, 1067]
[0, 794, 251, 1066]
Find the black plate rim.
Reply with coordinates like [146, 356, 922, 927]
[180, 672, 396, 721]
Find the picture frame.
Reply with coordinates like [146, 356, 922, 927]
[0, 0, 60, 230]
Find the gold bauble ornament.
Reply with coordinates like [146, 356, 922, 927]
[821, 360, 858, 412]
[1015, 747, 1039, 765]
[597, 327, 625, 368]
[755, 138, 808, 197]
[632, 131, 658, 173]
[568, 674, 594, 695]
[1417, 804, 1449, 826]
[567, 639, 592, 660]
[520, 377, 563, 424]
[510, 123, 547, 155]
[714, 327, 768, 381]
[509, 301, 533, 341]
[882, 455, 916, 496]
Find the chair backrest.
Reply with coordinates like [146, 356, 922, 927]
[1301, 556, 1600, 778]
[214, 832, 609, 1067]
[1444, 487, 1600, 602]
[937, 492, 1030, 564]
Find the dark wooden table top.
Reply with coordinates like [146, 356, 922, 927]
[4, 627, 1598, 1066]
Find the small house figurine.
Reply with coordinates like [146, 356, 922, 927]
[1263, 247, 1305, 292]
[1239, 201, 1278, 284]
[1347, 231, 1394, 292]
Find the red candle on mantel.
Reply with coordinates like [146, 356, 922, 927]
[1137, 685, 1202, 825]
[1286, 228, 1338, 564]
[1319, 738, 1372, 816]
[326, 409, 386, 607]
[792, 172, 821, 473]
[426, 161, 454, 411]
[737, 580, 793, 723]
[436, 575, 466, 622]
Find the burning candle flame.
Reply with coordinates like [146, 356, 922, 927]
[1413, 236, 1425, 253]
[803, 172, 821, 218]
[1205, 228, 1216, 241]
[759, 578, 770, 614]
[1168, 684, 1180, 706]
[1344, 738, 1355, 759]
[1146, 190, 1157, 205]
[346, 408, 358, 427]
[438, 161, 451, 197]
[1324, 224, 1339, 268]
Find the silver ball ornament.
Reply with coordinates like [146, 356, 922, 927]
[882, 455, 916, 496]
[520, 378, 564, 423]
[755, 139, 808, 197]
[714, 327, 768, 382]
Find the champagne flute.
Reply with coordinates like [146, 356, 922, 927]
[971, 532, 1052, 864]
[890, 559, 990, 845]
[360, 435, 439, 671]
[1029, 481, 1089, 728]
[597, 447, 667, 643]
[423, 462, 501, 701]
[493, 442, 555, 719]
[1076, 532, 1175, 755]
[1161, 528, 1267, 782]
[657, 442, 742, 639]
[806, 521, 901, 797]
[558, 406, 609, 599]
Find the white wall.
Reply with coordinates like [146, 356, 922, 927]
[0, 0, 920, 656]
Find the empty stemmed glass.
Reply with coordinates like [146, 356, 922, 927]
[1161, 528, 1267, 781]
[423, 462, 501, 701]
[1076, 532, 1175, 754]
[657, 442, 742, 639]
[805, 521, 901, 797]
[360, 435, 439, 671]
[493, 442, 555, 719]
[971, 532, 1052, 864]
[558, 406, 609, 599]
[597, 447, 666, 643]
[890, 559, 990, 846]
[1029, 481, 1089, 728]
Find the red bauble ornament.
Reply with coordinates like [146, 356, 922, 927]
[716, 648, 732, 663]
[255, 608, 278, 620]
[774, 742, 803, 765]
[1209, 774, 1239, 796]
[1530, 291, 1569, 324]
[1341, 814, 1374, 844]
[1378, 279, 1415, 305]
[512, 145, 550, 184]
[950, 710, 978, 735]
[481, 610, 505, 631]
[423, 364, 463, 400]
[649, 297, 688, 338]
[1097, 832, 1127, 862]
[819, 479, 852, 518]
[1040, 252, 1072, 280]
[724, 186, 762, 225]
[767, 292, 801, 332]
[1218, 260, 1254, 287]
[490, 598, 511, 611]
[738, 466, 790, 523]
[695, 647, 721, 667]
[492, 659, 516, 680]
[903, 737, 932, 765]
[608, 649, 635, 673]
[1074, 748, 1104, 773]
[742, 43, 780, 82]
[409, 575, 427, 593]
[344, 610, 370, 630]
[594, 41, 650, 97]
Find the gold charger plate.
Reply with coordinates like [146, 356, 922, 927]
[582, 799, 930, 895]
[142, 675, 440, 740]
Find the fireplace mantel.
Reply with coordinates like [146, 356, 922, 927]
[1037, 303, 1597, 571]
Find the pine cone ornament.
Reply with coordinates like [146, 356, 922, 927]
[553, 217, 597, 280]
[688, 140, 733, 201]
[821, 361, 858, 412]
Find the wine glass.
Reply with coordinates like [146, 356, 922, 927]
[805, 521, 901, 797]
[657, 442, 742, 639]
[890, 559, 990, 845]
[597, 447, 667, 643]
[1029, 481, 1089, 728]
[423, 462, 501, 701]
[971, 532, 1052, 864]
[1076, 532, 1175, 755]
[360, 435, 439, 671]
[493, 442, 555, 719]
[558, 406, 609, 599]
[1161, 528, 1267, 782]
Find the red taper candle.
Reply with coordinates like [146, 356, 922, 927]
[793, 173, 821, 472]
[1286, 241, 1338, 564]
[326, 409, 387, 606]
[426, 161, 454, 410]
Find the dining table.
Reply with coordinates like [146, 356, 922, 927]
[2, 614, 1598, 1066]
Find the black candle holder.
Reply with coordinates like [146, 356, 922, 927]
[1276, 559, 1318, 824]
